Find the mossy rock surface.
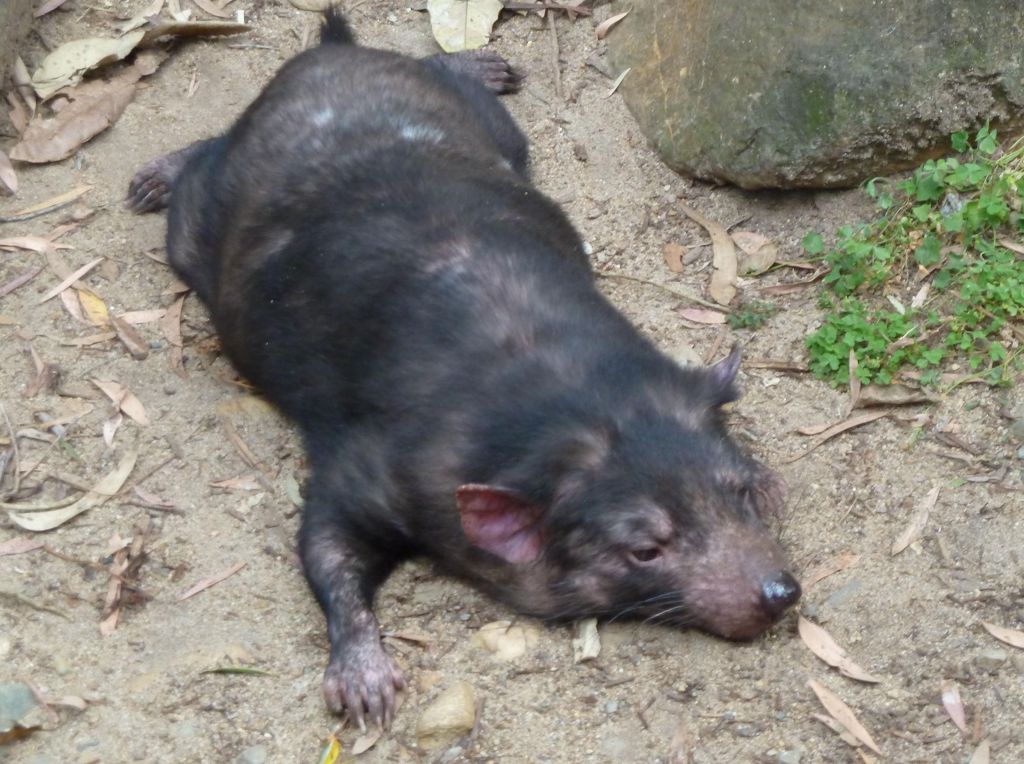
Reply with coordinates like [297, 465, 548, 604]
[607, 0, 1024, 189]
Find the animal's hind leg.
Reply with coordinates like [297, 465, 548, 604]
[422, 51, 529, 173]
[127, 137, 221, 213]
[423, 49, 523, 95]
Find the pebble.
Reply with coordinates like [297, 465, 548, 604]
[604, 700, 619, 714]
[235, 744, 268, 764]
[777, 750, 803, 764]
[975, 647, 1008, 673]
[416, 682, 477, 749]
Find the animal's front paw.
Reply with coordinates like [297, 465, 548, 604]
[323, 638, 406, 730]
[127, 155, 178, 213]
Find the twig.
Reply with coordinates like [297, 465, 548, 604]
[595, 272, 730, 311]
[546, 12, 563, 102]
[0, 265, 44, 298]
[503, 2, 591, 14]
[0, 405, 20, 496]
[0, 199, 77, 224]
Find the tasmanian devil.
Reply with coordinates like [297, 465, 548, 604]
[129, 8, 800, 729]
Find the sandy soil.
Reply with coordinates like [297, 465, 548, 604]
[1, 2, 1022, 763]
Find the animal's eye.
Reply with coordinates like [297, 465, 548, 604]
[630, 547, 661, 564]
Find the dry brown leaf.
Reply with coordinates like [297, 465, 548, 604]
[30, 31, 146, 100]
[7, 91, 31, 135]
[796, 422, 831, 436]
[981, 621, 1024, 649]
[34, 0, 72, 16]
[811, 712, 861, 748]
[0, 236, 64, 254]
[0, 265, 44, 298]
[6, 450, 137, 531]
[968, 739, 990, 764]
[350, 728, 383, 755]
[102, 413, 123, 448]
[162, 293, 187, 377]
[0, 150, 17, 195]
[798, 616, 882, 683]
[802, 552, 859, 589]
[807, 679, 882, 754]
[59, 290, 87, 323]
[78, 290, 110, 326]
[6, 185, 91, 217]
[192, 0, 235, 17]
[679, 203, 736, 305]
[139, 19, 251, 45]
[133, 486, 177, 509]
[891, 485, 939, 555]
[0, 537, 46, 556]
[119, 308, 166, 324]
[662, 242, 685, 273]
[731, 230, 777, 275]
[61, 331, 116, 347]
[604, 68, 630, 98]
[854, 384, 936, 408]
[997, 237, 1024, 255]
[110, 315, 149, 360]
[178, 561, 246, 600]
[38, 257, 102, 302]
[92, 379, 150, 425]
[595, 9, 629, 39]
[940, 679, 968, 733]
[783, 410, 889, 463]
[678, 307, 727, 325]
[427, 0, 503, 52]
[847, 350, 861, 414]
[12, 52, 165, 163]
[572, 617, 601, 663]
[210, 474, 263, 491]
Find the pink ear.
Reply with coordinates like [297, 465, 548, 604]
[456, 484, 543, 564]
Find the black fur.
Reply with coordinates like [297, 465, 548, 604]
[129, 9, 797, 728]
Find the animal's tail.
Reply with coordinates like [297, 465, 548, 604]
[320, 6, 356, 46]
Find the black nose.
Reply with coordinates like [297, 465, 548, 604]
[760, 571, 801, 619]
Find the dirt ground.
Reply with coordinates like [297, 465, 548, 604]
[2, 2, 1022, 763]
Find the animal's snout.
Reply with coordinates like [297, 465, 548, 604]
[759, 570, 801, 619]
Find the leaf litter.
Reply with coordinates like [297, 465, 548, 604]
[807, 678, 882, 755]
[891, 485, 939, 556]
[178, 561, 246, 600]
[940, 679, 968, 734]
[679, 203, 737, 305]
[6, 449, 137, 531]
[981, 621, 1024, 649]
[798, 616, 882, 683]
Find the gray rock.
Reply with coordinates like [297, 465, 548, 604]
[607, 1, 1024, 189]
[975, 647, 1008, 673]
[235, 744, 268, 764]
[777, 750, 803, 764]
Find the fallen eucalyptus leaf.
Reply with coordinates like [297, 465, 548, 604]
[30, 31, 146, 100]
[6, 450, 137, 531]
[12, 51, 165, 163]
[427, 0, 503, 52]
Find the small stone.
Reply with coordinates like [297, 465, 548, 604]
[1007, 417, 1024, 442]
[235, 744, 268, 764]
[582, 241, 594, 256]
[472, 621, 539, 661]
[604, 700, 619, 713]
[0, 634, 10, 659]
[777, 750, 803, 764]
[386, 12, 398, 23]
[416, 682, 477, 750]
[975, 647, 1008, 673]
